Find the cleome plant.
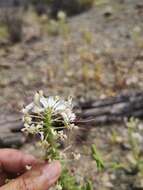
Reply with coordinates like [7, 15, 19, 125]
[22, 91, 94, 190]
[126, 118, 143, 175]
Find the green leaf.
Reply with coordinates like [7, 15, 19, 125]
[91, 144, 104, 171]
[84, 180, 93, 190]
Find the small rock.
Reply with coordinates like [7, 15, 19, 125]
[133, 176, 143, 189]
[132, 132, 143, 143]
[120, 142, 131, 151]
[102, 173, 114, 188]
[126, 154, 137, 165]
[126, 76, 138, 86]
[103, 6, 113, 17]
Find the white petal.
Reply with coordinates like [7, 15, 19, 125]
[34, 92, 41, 105]
[33, 106, 44, 113]
[39, 132, 44, 141]
[22, 102, 34, 113]
[40, 97, 49, 108]
[47, 96, 56, 108]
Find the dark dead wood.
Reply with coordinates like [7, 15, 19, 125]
[1, 91, 143, 147]
[0, 132, 26, 148]
[75, 91, 143, 125]
[0, 64, 11, 69]
[0, 112, 26, 148]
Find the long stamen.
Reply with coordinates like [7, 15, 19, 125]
[31, 121, 43, 125]
[63, 145, 72, 152]
[29, 114, 44, 119]
[53, 127, 65, 130]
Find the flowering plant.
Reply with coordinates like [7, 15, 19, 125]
[22, 91, 92, 190]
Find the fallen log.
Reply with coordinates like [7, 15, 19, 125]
[75, 91, 143, 125]
[0, 132, 25, 148]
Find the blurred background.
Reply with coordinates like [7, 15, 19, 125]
[0, 0, 143, 189]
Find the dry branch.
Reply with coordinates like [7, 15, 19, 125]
[75, 91, 143, 125]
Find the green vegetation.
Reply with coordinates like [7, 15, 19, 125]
[0, 24, 8, 40]
[91, 144, 105, 171]
[60, 169, 93, 190]
[109, 118, 143, 175]
[126, 118, 143, 174]
[46, 11, 69, 36]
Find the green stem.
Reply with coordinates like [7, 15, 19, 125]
[43, 109, 92, 190]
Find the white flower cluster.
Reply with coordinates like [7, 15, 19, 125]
[22, 91, 78, 141]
